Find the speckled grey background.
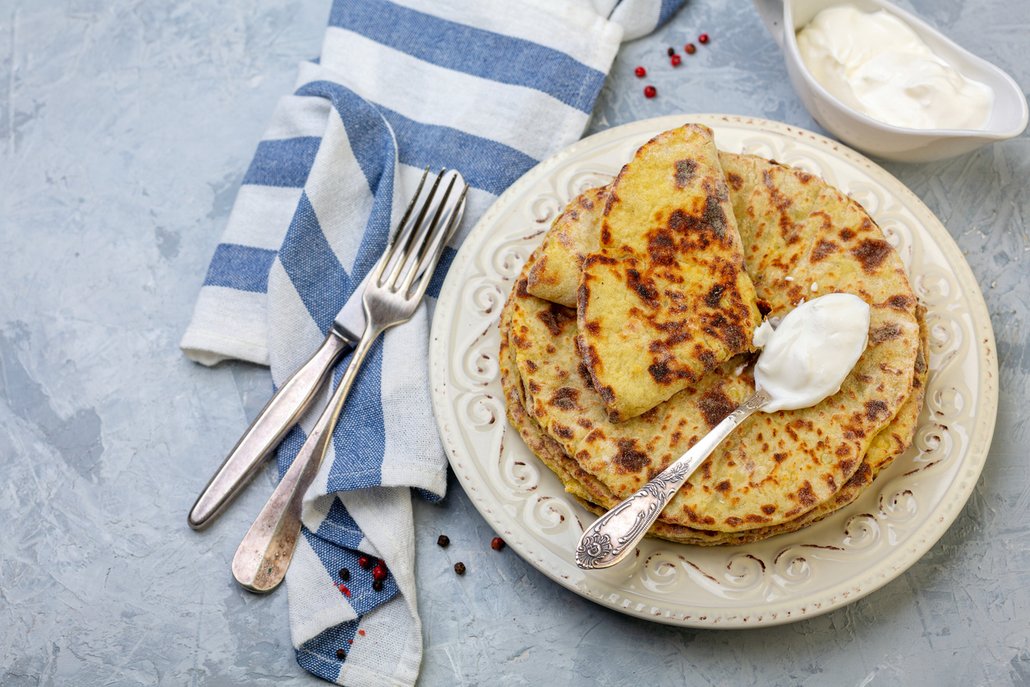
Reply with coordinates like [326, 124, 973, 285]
[1, 1, 1027, 685]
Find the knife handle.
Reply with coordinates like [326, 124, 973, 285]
[187, 330, 351, 530]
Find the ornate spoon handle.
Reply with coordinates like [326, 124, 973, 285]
[575, 388, 771, 570]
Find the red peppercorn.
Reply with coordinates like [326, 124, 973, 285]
[357, 555, 373, 570]
[670, 54, 682, 67]
[338, 583, 351, 597]
[643, 85, 657, 99]
[698, 33, 709, 44]
[436, 534, 450, 548]
[372, 564, 388, 582]
[358, 629, 366, 637]
[634, 66, 646, 78]
[454, 561, 467, 575]
[684, 43, 696, 55]
[491, 537, 505, 551]
[336, 648, 347, 660]
[667, 46, 675, 56]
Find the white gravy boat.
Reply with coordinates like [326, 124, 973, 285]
[753, 0, 1028, 162]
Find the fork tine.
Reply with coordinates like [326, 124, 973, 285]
[381, 171, 446, 288]
[395, 173, 460, 295]
[405, 181, 468, 300]
[368, 167, 430, 284]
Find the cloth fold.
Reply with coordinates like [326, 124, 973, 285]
[181, 1, 683, 684]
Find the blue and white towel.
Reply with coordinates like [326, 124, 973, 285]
[181, 1, 683, 684]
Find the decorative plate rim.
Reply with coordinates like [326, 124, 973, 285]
[429, 114, 999, 628]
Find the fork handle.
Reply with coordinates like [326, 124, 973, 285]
[187, 330, 352, 531]
[231, 325, 381, 593]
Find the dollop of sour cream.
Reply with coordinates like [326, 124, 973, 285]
[796, 5, 993, 130]
[753, 293, 870, 413]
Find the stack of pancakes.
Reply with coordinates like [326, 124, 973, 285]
[499, 124, 928, 546]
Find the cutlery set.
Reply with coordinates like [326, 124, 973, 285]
[189, 169, 468, 592]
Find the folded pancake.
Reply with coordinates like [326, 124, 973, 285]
[577, 124, 762, 423]
[505, 152, 921, 534]
[526, 186, 608, 308]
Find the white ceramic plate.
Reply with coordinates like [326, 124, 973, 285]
[428, 115, 998, 627]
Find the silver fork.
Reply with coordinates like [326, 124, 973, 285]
[231, 170, 468, 593]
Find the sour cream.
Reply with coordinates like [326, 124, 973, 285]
[753, 293, 870, 413]
[796, 5, 994, 131]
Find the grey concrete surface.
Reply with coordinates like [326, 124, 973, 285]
[1, 1, 1028, 685]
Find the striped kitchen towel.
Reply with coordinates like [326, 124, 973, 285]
[181, 1, 684, 684]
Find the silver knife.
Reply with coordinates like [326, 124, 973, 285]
[187, 271, 371, 530]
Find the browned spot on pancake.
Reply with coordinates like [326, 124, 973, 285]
[835, 444, 850, 457]
[576, 362, 593, 387]
[545, 344, 556, 354]
[701, 194, 728, 239]
[668, 208, 690, 233]
[670, 431, 682, 446]
[668, 195, 728, 240]
[626, 268, 660, 306]
[648, 361, 672, 384]
[584, 429, 606, 444]
[613, 439, 649, 473]
[524, 360, 537, 372]
[698, 387, 735, 427]
[584, 320, 600, 334]
[845, 462, 871, 486]
[515, 278, 530, 297]
[553, 424, 573, 440]
[888, 294, 913, 310]
[852, 239, 892, 272]
[839, 227, 855, 241]
[705, 284, 724, 308]
[773, 452, 787, 464]
[647, 229, 677, 266]
[825, 475, 837, 491]
[537, 303, 575, 336]
[725, 516, 744, 527]
[699, 350, 717, 369]
[811, 239, 838, 262]
[597, 384, 615, 405]
[870, 323, 901, 344]
[761, 504, 776, 515]
[865, 399, 889, 421]
[745, 514, 767, 524]
[576, 417, 593, 429]
[674, 159, 698, 188]
[700, 460, 712, 480]
[840, 458, 855, 475]
[715, 480, 731, 492]
[579, 194, 595, 210]
[726, 172, 743, 191]
[528, 381, 540, 394]
[600, 224, 612, 245]
[722, 323, 746, 352]
[550, 387, 579, 410]
[796, 481, 817, 508]
[639, 406, 660, 422]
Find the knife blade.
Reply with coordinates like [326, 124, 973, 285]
[187, 270, 372, 530]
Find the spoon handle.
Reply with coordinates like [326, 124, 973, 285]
[575, 388, 771, 570]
